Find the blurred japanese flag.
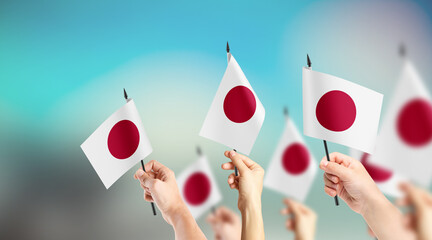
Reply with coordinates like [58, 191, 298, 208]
[303, 67, 383, 153]
[369, 60, 432, 187]
[81, 100, 152, 189]
[177, 154, 222, 219]
[264, 116, 317, 201]
[350, 149, 406, 198]
[199, 52, 265, 155]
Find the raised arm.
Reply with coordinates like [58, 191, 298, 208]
[221, 150, 265, 240]
[134, 160, 207, 240]
[320, 152, 415, 240]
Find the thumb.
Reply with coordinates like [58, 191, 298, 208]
[401, 183, 426, 210]
[285, 199, 302, 218]
[139, 170, 157, 189]
[228, 150, 248, 174]
[320, 160, 349, 180]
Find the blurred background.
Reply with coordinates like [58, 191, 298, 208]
[1, 0, 432, 239]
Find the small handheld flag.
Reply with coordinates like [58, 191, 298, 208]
[81, 97, 152, 189]
[302, 54, 384, 205]
[369, 46, 432, 187]
[200, 42, 265, 176]
[264, 108, 317, 201]
[124, 88, 157, 216]
[176, 147, 222, 219]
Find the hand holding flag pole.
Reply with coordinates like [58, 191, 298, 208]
[307, 55, 339, 206]
[124, 88, 157, 215]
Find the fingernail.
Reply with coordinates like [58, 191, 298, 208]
[137, 170, 144, 177]
[230, 150, 236, 157]
[324, 161, 329, 167]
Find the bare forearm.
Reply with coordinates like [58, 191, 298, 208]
[240, 199, 265, 240]
[362, 193, 413, 240]
[169, 205, 207, 240]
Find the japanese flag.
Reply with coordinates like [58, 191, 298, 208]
[350, 149, 406, 198]
[177, 155, 222, 219]
[303, 67, 383, 153]
[369, 60, 432, 187]
[264, 117, 317, 201]
[199, 53, 265, 155]
[81, 100, 152, 189]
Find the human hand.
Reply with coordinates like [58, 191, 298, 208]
[134, 160, 185, 225]
[206, 206, 241, 240]
[281, 198, 317, 240]
[397, 182, 432, 240]
[221, 150, 265, 211]
[319, 152, 382, 215]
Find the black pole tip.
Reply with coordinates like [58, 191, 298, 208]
[226, 41, 230, 53]
[307, 54, 311, 68]
[399, 43, 406, 58]
[123, 88, 128, 100]
[283, 107, 289, 117]
[196, 146, 202, 156]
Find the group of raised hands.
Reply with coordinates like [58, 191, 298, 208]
[133, 151, 432, 240]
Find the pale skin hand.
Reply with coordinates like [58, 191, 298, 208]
[281, 198, 317, 240]
[221, 150, 265, 240]
[206, 206, 242, 240]
[397, 182, 432, 240]
[320, 152, 415, 240]
[133, 160, 206, 240]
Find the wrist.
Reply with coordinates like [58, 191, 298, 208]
[165, 202, 190, 226]
[239, 194, 261, 213]
[360, 187, 391, 218]
[240, 197, 265, 240]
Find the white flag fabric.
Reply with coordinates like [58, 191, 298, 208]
[264, 117, 317, 202]
[369, 60, 432, 187]
[81, 100, 152, 189]
[350, 149, 405, 197]
[177, 155, 222, 219]
[200, 53, 265, 155]
[303, 67, 383, 153]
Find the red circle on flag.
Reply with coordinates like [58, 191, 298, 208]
[396, 98, 432, 147]
[107, 120, 140, 159]
[282, 143, 310, 175]
[361, 153, 392, 182]
[183, 172, 211, 206]
[223, 86, 256, 123]
[316, 90, 357, 132]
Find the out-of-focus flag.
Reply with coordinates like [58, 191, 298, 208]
[200, 49, 265, 155]
[177, 154, 222, 219]
[303, 67, 383, 153]
[369, 60, 432, 187]
[350, 149, 405, 197]
[81, 100, 152, 189]
[264, 115, 317, 201]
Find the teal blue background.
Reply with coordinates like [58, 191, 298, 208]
[1, 0, 432, 239]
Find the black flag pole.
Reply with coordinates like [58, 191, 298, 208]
[227, 41, 239, 177]
[399, 43, 406, 58]
[233, 149, 238, 176]
[306, 55, 339, 206]
[284, 106, 289, 119]
[140, 160, 157, 215]
[124, 88, 157, 215]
